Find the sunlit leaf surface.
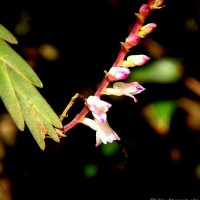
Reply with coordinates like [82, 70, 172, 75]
[0, 39, 42, 87]
[0, 61, 24, 130]
[0, 24, 18, 44]
[0, 25, 63, 149]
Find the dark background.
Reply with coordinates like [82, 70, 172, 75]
[1, 0, 200, 199]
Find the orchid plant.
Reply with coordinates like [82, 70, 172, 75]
[0, 0, 165, 150]
[56, 0, 165, 147]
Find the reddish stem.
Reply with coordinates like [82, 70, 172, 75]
[63, 0, 156, 133]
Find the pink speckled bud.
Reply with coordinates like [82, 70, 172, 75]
[107, 66, 130, 81]
[139, 4, 150, 16]
[121, 54, 150, 67]
[138, 23, 157, 37]
[125, 33, 142, 48]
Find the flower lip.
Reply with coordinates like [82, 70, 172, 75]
[103, 81, 145, 102]
[86, 96, 112, 123]
[81, 117, 120, 147]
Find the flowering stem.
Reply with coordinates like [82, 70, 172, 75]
[59, 93, 84, 122]
[62, 0, 160, 133]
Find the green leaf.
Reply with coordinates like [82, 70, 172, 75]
[15, 91, 46, 150]
[0, 39, 43, 87]
[8, 66, 63, 129]
[142, 100, 177, 135]
[127, 57, 183, 84]
[0, 24, 18, 44]
[0, 34, 63, 149]
[37, 112, 60, 142]
[0, 61, 24, 130]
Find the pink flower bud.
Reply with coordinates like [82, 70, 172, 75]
[138, 23, 157, 37]
[107, 66, 130, 81]
[126, 54, 150, 66]
[125, 33, 142, 48]
[121, 54, 150, 67]
[139, 4, 150, 16]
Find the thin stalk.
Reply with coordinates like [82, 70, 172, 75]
[62, 0, 157, 133]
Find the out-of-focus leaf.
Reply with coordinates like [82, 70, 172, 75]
[83, 164, 98, 178]
[0, 24, 18, 44]
[0, 177, 12, 200]
[178, 98, 200, 131]
[38, 43, 60, 61]
[127, 57, 183, 84]
[0, 39, 42, 87]
[0, 142, 6, 160]
[195, 164, 200, 180]
[100, 141, 120, 157]
[185, 77, 200, 96]
[142, 37, 167, 59]
[0, 113, 18, 146]
[142, 100, 177, 135]
[0, 61, 24, 130]
[170, 147, 182, 164]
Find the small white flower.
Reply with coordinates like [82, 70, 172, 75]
[86, 96, 112, 123]
[81, 118, 120, 147]
[103, 81, 145, 102]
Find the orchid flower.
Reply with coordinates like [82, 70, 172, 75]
[81, 117, 120, 147]
[102, 81, 145, 102]
[86, 96, 112, 123]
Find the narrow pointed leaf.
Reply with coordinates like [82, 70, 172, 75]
[0, 24, 18, 44]
[37, 112, 60, 142]
[16, 91, 46, 150]
[0, 39, 43, 87]
[0, 61, 24, 130]
[8, 66, 63, 129]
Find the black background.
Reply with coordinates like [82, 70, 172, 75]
[1, 0, 200, 199]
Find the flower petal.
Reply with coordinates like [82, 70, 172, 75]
[81, 117, 120, 147]
[86, 96, 112, 123]
[107, 66, 130, 81]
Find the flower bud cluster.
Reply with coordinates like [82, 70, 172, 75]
[61, 0, 164, 147]
[77, 0, 165, 147]
[123, 0, 163, 50]
[81, 53, 149, 146]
